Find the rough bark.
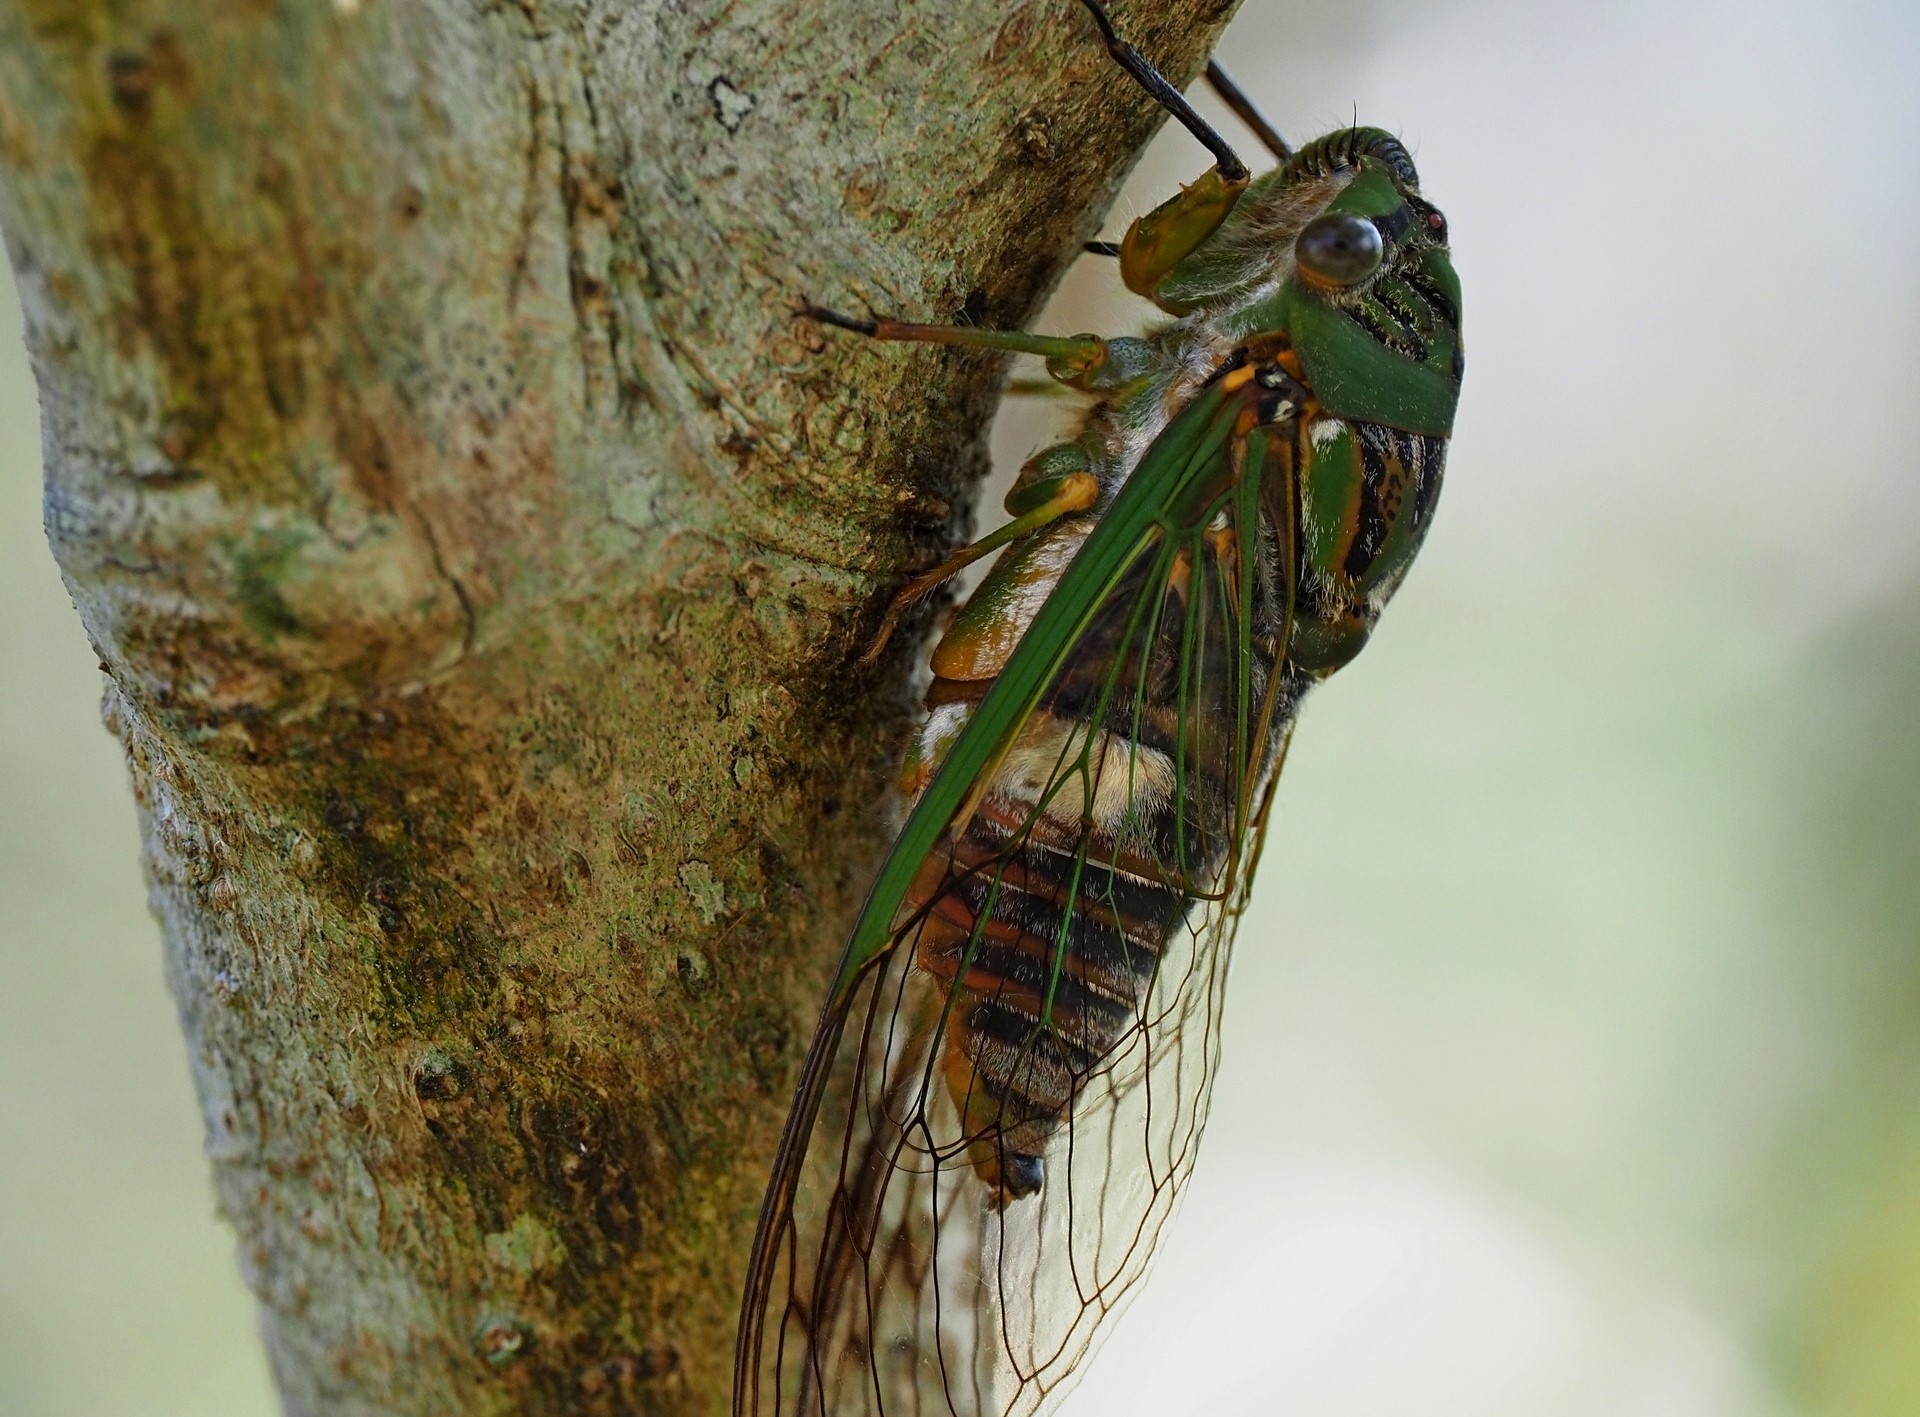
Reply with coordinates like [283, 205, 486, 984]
[0, 0, 1235, 1412]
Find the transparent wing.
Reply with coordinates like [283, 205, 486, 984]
[739, 371, 1305, 1417]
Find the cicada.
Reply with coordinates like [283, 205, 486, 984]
[737, 3, 1463, 1413]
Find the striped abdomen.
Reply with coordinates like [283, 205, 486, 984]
[903, 543, 1267, 1199]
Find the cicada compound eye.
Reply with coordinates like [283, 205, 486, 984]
[1294, 212, 1385, 287]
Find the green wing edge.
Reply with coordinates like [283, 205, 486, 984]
[733, 367, 1269, 1417]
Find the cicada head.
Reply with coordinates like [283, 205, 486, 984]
[1154, 127, 1464, 439]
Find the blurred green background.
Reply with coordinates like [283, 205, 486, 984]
[2, 0, 1916, 1414]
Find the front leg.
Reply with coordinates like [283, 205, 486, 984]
[1118, 168, 1250, 303]
[1072, 0, 1252, 304]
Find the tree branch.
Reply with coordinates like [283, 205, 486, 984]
[0, 0, 1237, 1410]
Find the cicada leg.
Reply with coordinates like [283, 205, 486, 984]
[1117, 173, 1249, 306]
[860, 460, 1099, 664]
[1081, 63, 1289, 285]
[1202, 61, 1292, 162]
[801, 302, 1113, 389]
[1073, 0, 1252, 302]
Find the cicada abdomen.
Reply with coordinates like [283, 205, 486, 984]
[904, 485, 1286, 1202]
[736, 4, 1462, 1414]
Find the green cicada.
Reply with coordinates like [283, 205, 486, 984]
[737, 3, 1462, 1413]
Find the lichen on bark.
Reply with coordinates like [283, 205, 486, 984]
[0, 0, 1238, 1411]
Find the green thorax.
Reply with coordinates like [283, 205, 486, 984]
[1150, 139, 1464, 440]
[986, 128, 1463, 689]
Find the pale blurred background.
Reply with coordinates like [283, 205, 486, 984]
[3, 0, 1917, 1413]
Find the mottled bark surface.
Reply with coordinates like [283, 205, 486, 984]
[0, 1, 1234, 1412]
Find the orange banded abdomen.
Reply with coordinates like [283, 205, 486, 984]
[906, 713, 1225, 1199]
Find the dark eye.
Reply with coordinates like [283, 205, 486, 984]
[1295, 212, 1384, 286]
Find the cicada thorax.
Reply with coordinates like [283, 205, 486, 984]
[1221, 153, 1459, 676]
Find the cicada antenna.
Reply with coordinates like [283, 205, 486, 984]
[1203, 60, 1291, 162]
[1074, 0, 1249, 184]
